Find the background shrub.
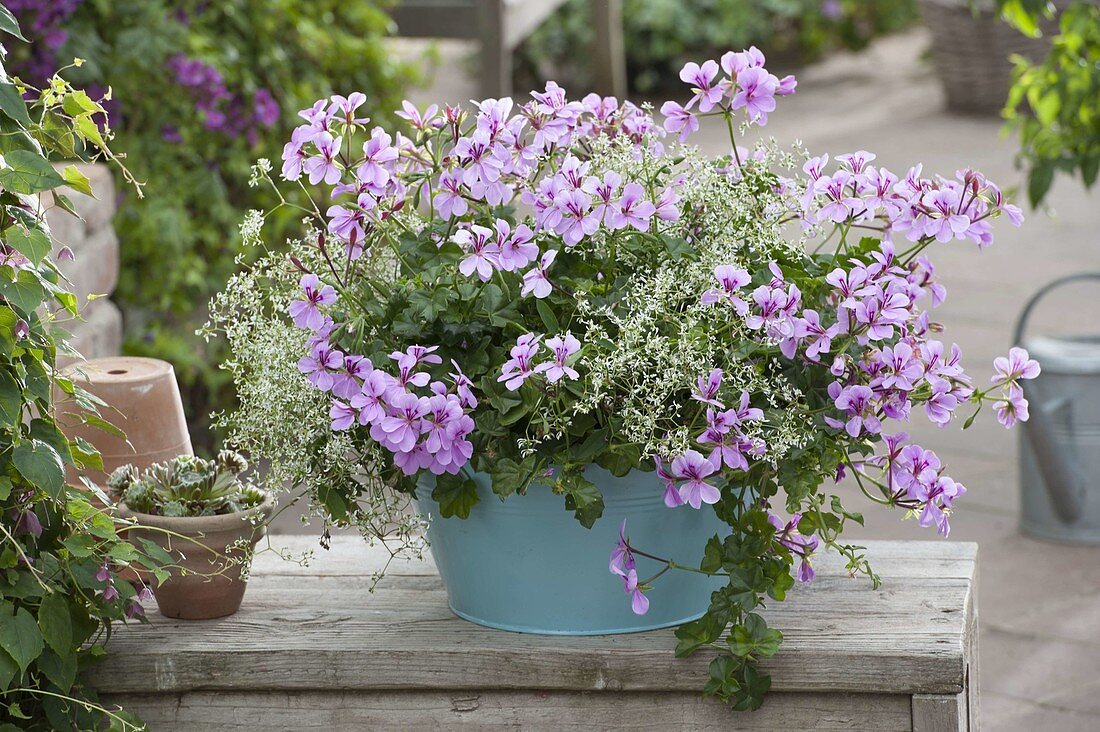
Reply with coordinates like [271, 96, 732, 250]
[6, 0, 417, 447]
[515, 0, 919, 94]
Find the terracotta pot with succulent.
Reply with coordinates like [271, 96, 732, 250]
[112, 451, 273, 619]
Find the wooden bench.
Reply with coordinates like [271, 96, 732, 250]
[389, 0, 626, 99]
[96, 536, 978, 730]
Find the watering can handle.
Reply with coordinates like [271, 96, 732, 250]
[1014, 272, 1100, 345]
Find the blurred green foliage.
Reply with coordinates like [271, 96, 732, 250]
[1002, 2, 1100, 206]
[515, 0, 920, 94]
[7, 0, 417, 447]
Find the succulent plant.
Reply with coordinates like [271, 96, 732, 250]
[110, 450, 265, 517]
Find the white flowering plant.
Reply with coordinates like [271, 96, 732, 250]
[211, 48, 1035, 710]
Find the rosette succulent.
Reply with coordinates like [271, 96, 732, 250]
[111, 451, 264, 517]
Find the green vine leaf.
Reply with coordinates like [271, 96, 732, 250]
[0, 80, 31, 127]
[13, 439, 65, 498]
[0, 5, 26, 41]
[0, 269, 46, 314]
[5, 226, 51, 265]
[0, 369, 21, 426]
[0, 604, 44, 676]
[37, 593, 73, 656]
[0, 149, 67, 194]
[36, 649, 76, 693]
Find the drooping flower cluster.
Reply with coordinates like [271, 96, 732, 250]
[795, 151, 1024, 247]
[990, 346, 1041, 428]
[609, 521, 650, 615]
[768, 512, 819, 582]
[289, 274, 476, 477]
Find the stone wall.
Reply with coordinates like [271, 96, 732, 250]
[44, 163, 122, 365]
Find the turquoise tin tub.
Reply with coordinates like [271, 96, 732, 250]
[416, 464, 728, 635]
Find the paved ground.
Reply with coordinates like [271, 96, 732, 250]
[295, 31, 1100, 730]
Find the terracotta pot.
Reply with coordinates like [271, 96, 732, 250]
[56, 357, 193, 488]
[118, 494, 274, 620]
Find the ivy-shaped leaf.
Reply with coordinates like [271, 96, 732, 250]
[488, 457, 534, 499]
[674, 612, 725, 657]
[560, 472, 604, 528]
[432, 473, 480, 519]
[60, 165, 94, 197]
[728, 613, 783, 658]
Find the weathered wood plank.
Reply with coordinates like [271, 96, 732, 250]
[104, 690, 914, 731]
[94, 538, 975, 700]
[256, 535, 977, 578]
[912, 694, 965, 732]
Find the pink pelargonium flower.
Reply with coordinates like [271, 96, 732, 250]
[453, 224, 500, 281]
[521, 249, 557, 299]
[374, 392, 429, 453]
[701, 265, 750, 313]
[660, 100, 699, 142]
[991, 347, 1041, 385]
[609, 520, 650, 615]
[357, 127, 399, 190]
[693, 367, 724, 407]
[679, 59, 723, 112]
[608, 183, 656, 231]
[654, 186, 681, 221]
[330, 400, 358, 431]
[433, 170, 469, 219]
[824, 383, 881, 438]
[768, 512, 819, 583]
[670, 450, 721, 509]
[498, 334, 543, 391]
[654, 456, 684, 508]
[395, 99, 440, 130]
[731, 66, 778, 125]
[555, 188, 599, 246]
[622, 566, 650, 615]
[297, 342, 344, 392]
[493, 219, 538, 272]
[289, 274, 338, 331]
[302, 131, 342, 185]
[535, 333, 581, 383]
[993, 383, 1030, 428]
[351, 370, 394, 425]
[720, 47, 765, 77]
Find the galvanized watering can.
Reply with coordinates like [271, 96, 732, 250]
[1016, 273, 1100, 544]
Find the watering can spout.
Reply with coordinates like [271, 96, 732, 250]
[1020, 385, 1084, 524]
